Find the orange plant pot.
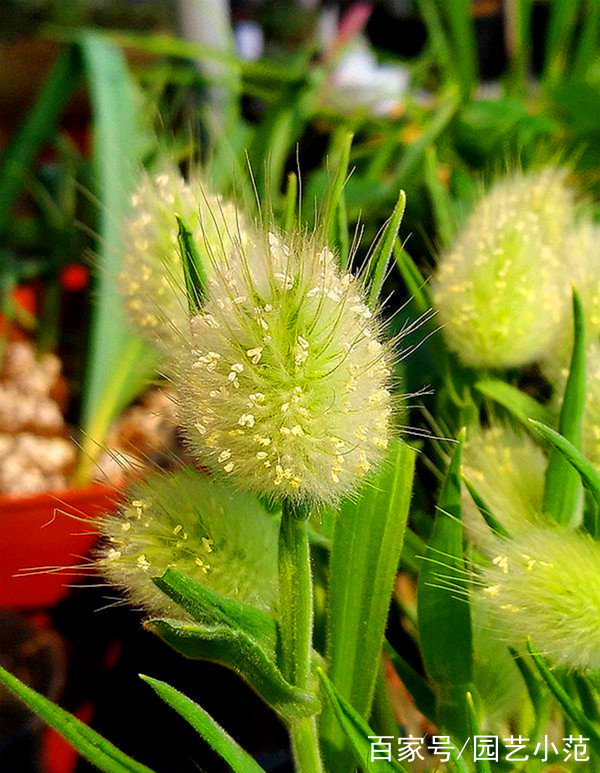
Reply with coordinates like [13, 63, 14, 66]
[0, 484, 118, 610]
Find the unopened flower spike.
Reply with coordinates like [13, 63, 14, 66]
[173, 228, 397, 505]
[433, 167, 576, 368]
[478, 527, 600, 672]
[119, 163, 247, 351]
[96, 467, 279, 619]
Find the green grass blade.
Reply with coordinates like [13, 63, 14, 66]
[542, 291, 586, 525]
[475, 379, 555, 427]
[283, 172, 298, 232]
[417, 429, 472, 740]
[543, 0, 581, 84]
[74, 337, 159, 484]
[78, 32, 154, 472]
[0, 46, 81, 237]
[572, 0, 600, 80]
[322, 441, 416, 772]
[367, 190, 406, 308]
[466, 692, 491, 773]
[0, 666, 157, 773]
[177, 214, 207, 312]
[463, 478, 510, 538]
[424, 146, 455, 247]
[147, 620, 318, 720]
[506, 0, 534, 95]
[318, 670, 408, 773]
[140, 675, 266, 772]
[443, 0, 478, 98]
[508, 648, 548, 740]
[319, 130, 353, 260]
[248, 72, 318, 207]
[415, 0, 453, 81]
[154, 567, 277, 650]
[530, 419, 600, 505]
[527, 641, 600, 754]
[383, 640, 436, 721]
[396, 93, 460, 182]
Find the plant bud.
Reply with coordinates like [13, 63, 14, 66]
[434, 168, 576, 368]
[174, 230, 395, 504]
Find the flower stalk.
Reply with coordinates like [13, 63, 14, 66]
[278, 500, 323, 773]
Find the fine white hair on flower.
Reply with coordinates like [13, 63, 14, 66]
[173, 229, 396, 505]
[433, 167, 576, 369]
[118, 163, 247, 351]
[478, 528, 600, 672]
[96, 467, 279, 619]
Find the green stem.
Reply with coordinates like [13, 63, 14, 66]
[278, 501, 323, 773]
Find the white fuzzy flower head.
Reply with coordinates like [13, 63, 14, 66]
[479, 528, 600, 671]
[462, 423, 546, 539]
[173, 230, 395, 505]
[119, 164, 246, 350]
[96, 468, 278, 619]
[433, 168, 576, 368]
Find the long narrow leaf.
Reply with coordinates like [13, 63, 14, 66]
[527, 641, 600, 754]
[318, 670, 407, 773]
[0, 666, 156, 773]
[154, 567, 277, 651]
[475, 379, 555, 428]
[383, 641, 436, 721]
[78, 32, 154, 470]
[417, 429, 472, 740]
[506, 0, 534, 95]
[0, 47, 81, 237]
[320, 130, 353, 263]
[322, 441, 416, 772]
[542, 291, 585, 525]
[572, 0, 600, 80]
[443, 0, 478, 97]
[141, 675, 266, 773]
[147, 619, 319, 720]
[530, 419, 600, 505]
[368, 190, 406, 308]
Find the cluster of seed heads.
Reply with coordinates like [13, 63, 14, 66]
[97, 468, 279, 619]
[479, 528, 600, 672]
[119, 164, 247, 351]
[174, 229, 395, 505]
[434, 168, 576, 368]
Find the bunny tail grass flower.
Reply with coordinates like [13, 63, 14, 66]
[463, 423, 546, 538]
[96, 467, 278, 618]
[433, 167, 576, 368]
[119, 163, 247, 350]
[173, 229, 395, 505]
[478, 528, 600, 671]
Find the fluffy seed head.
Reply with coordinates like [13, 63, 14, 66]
[433, 168, 576, 368]
[478, 528, 600, 671]
[173, 229, 395, 504]
[119, 164, 246, 350]
[462, 423, 546, 538]
[96, 468, 278, 618]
